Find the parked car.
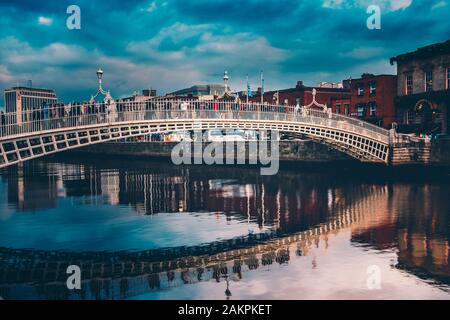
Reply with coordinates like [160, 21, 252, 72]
[205, 129, 246, 142]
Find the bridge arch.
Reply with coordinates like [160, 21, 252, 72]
[0, 100, 391, 168]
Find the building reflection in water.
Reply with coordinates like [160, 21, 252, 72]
[351, 184, 450, 286]
[2, 160, 347, 231]
[0, 159, 449, 299]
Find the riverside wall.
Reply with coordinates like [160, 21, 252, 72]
[68, 138, 450, 167]
[70, 140, 354, 163]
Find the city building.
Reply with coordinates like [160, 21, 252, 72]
[169, 84, 226, 98]
[119, 89, 157, 103]
[331, 98, 351, 117]
[390, 39, 450, 134]
[318, 82, 344, 89]
[4, 86, 58, 124]
[143, 89, 157, 97]
[166, 71, 237, 101]
[250, 80, 350, 108]
[331, 74, 397, 128]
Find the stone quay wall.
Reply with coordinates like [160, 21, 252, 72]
[70, 140, 354, 163]
[68, 139, 450, 167]
[390, 138, 450, 166]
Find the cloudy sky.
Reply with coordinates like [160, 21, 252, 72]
[0, 0, 449, 104]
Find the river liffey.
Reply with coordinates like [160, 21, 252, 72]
[0, 158, 449, 300]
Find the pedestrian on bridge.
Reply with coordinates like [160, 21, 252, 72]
[294, 103, 301, 120]
[0, 111, 5, 136]
[180, 101, 189, 119]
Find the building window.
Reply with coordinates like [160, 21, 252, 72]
[405, 73, 413, 95]
[368, 102, 377, 116]
[357, 84, 364, 96]
[357, 103, 365, 117]
[369, 81, 377, 96]
[425, 69, 433, 92]
[447, 66, 450, 89]
[344, 104, 350, 116]
[335, 104, 340, 114]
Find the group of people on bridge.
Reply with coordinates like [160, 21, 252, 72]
[0, 99, 319, 138]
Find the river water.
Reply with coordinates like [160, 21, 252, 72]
[0, 158, 449, 300]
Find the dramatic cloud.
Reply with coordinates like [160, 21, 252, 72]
[323, 0, 412, 11]
[431, 1, 447, 10]
[0, 0, 449, 105]
[38, 16, 53, 26]
[145, 1, 158, 13]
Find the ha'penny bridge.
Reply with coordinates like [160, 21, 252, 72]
[0, 93, 401, 169]
[0, 184, 389, 300]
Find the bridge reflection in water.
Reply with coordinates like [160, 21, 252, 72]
[0, 160, 449, 299]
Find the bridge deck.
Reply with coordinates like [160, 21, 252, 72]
[0, 100, 392, 167]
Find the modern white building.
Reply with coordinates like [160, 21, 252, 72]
[4, 86, 58, 124]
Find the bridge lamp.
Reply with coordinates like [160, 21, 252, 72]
[97, 68, 104, 88]
[96, 68, 104, 80]
[96, 68, 105, 94]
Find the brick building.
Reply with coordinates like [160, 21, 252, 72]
[390, 39, 450, 135]
[331, 74, 397, 129]
[250, 81, 350, 109]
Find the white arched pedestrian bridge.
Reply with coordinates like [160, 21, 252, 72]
[0, 99, 392, 169]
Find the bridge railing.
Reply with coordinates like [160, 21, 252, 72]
[0, 99, 389, 141]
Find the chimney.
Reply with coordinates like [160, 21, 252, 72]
[361, 73, 375, 79]
[296, 81, 304, 88]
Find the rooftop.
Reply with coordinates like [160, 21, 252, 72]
[343, 74, 397, 82]
[266, 82, 350, 94]
[5, 86, 56, 93]
[390, 39, 450, 65]
[169, 83, 225, 96]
